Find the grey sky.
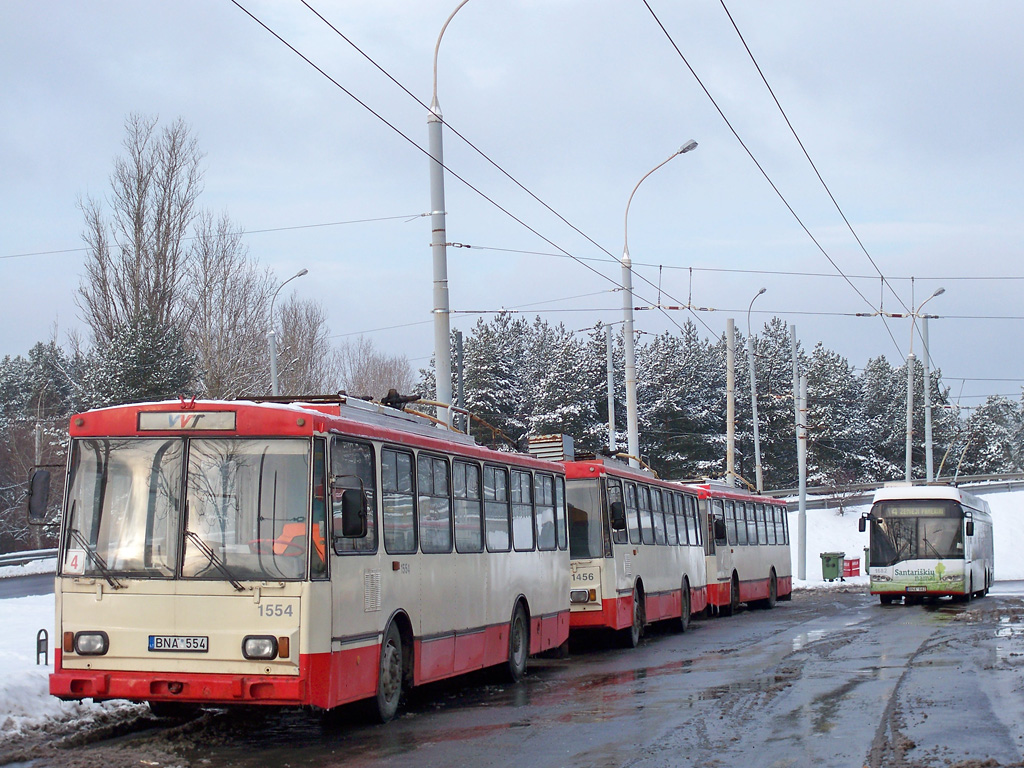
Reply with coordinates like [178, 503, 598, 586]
[3, 1, 1023, 409]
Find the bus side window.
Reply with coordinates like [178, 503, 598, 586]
[555, 476, 567, 551]
[310, 438, 328, 578]
[744, 502, 757, 545]
[511, 470, 534, 551]
[484, 466, 511, 552]
[688, 497, 702, 546]
[625, 483, 641, 545]
[639, 486, 655, 546]
[535, 473, 557, 551]
[666, 493, 679, 546]
[331, 438, 377, 555]
[454, 460, 483, 553]
[723, 500, 736, 546]
[382, 448, 417, 555]
[418, 454, 452, 554]
[651, 488, 667, 545]
[767, 506, 777, 545]
[607, 478, 628, 545]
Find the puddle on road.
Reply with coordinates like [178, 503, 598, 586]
[791, 629, 827, 651]
[995, 614, 1024, 662]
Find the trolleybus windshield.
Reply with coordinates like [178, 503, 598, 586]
[869, 500, 965, 567]
[566, 479, 605, 560]
[63, 437, 314, 582]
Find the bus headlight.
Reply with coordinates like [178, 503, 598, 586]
[74, 631, 109, 656]
[242, 635, 278, 660]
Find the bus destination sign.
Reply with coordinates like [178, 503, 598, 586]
[138, 411, 237, 431]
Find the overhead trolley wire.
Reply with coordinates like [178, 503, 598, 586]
[641, 0, 903, 358]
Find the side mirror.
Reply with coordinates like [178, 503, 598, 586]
[713, 518, 727, 543]
[340, 488, 367, 538]
[27, 469, 50, 525]
[858, 516, 867, 533]
[609, 500, 626, 531]
[965, 520, 974, 537]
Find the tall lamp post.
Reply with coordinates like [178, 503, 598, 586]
[269, 268, 308, 396]
[622, 140, 698, 467]
[905, 287, 944, 480]
[428, 0, 471, 426]
[746, 287, 767, 492]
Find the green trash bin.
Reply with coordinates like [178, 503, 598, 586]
[820, 552, 845, 582]
[863, 546, 870, 573]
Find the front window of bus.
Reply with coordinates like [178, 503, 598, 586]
[183, 438, 311, 581]
[869, 500, 963, 566]
[63, 438, 183, 578]
[566, 479, 604, 559]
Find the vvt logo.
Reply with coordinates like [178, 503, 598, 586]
[167, 413, 205, 429]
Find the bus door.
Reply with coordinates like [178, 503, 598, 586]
[712, 499, 734, 580]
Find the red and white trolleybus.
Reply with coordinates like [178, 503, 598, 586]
[688, 481, 792, 614]
[45, 397, 569, 721]
[563, 457, 708, 646]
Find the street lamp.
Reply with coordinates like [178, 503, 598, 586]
[905, 286, 944, 481]
[268, 268, 308, 396]
[747, 287, 767, 492]
[428, 0, 472, 426]
[622, 140, 698, 467]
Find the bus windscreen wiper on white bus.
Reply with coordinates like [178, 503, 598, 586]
[183, 529, 245, 592]
[67, 527, 123, 590]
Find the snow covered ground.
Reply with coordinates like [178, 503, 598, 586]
[0, 488, 1020, 740]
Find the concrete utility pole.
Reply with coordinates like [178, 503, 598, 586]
[747, 288, 766, 492]
[428, 0, 472, 426]
[905, 287, 944, 480]
[726, 317, 736, 486]
[797, 374, 808, 581]
[606, 325, 616, 453]
[923, 315, 934, 482]
[622, 141, 698, 467]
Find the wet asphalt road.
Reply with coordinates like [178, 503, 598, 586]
[6, 585, 1024, 768]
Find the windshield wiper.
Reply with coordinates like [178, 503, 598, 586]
[184, 530, 245, 592]
[922, 536, 944, 559]
[67, 528, 123, 590]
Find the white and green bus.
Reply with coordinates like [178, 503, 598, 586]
[860, 484, 994, 605]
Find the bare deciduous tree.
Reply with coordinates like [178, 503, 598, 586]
[189, 211, 275, 398]
[335, 336, 414, 399]
[275, 295, 340, 395]
[78, 113, 204, 344]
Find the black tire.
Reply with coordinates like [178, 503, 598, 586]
[678, 578, 691, 633]
[763, 571, 778, 610]
[880, 594, 895, 605]
[721, 574, 740, 617]
[620, 588, 645, 648]
[372, 622, 403, 723]
[506, 603, 529, 682]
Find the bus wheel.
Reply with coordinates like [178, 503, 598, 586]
[621, 589, 645, 648]
[677, 578, 691, 633]
[373, 622, 403, 722]
[506, 603, 529, 682]
[721, 574, 740, 617]
[880, 594, 895, 605]
[763, 571, 778, 610]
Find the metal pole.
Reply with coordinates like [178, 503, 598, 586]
[268, 268, 307, 396]
[747, 288, 766, 492]
[923, 316, 934, 482]
[797, 373, 808, 580]
[606, 324, 616, 453]
[455, 329, 465, 432]
[269, 329, 280, 396]
[622, 141, 698, 468]
[726, 318, 735, 486]
[428, 2, 471, 427]
[905, 350, 915, 482]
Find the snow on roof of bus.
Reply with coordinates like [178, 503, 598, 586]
[871, 483, 987, 509]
